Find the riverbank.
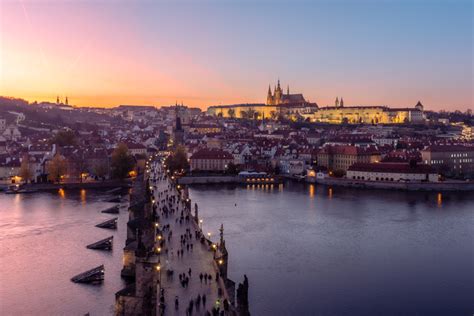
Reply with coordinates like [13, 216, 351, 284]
[177, 175, 282, 185]
[308, 177, 474, 191]
[0, 180, 132, 193]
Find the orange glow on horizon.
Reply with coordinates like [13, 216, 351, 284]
[1, 1, 471, 111]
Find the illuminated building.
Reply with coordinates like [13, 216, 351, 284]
[309, 101, 425, 124]
[207, 81, 426, 124]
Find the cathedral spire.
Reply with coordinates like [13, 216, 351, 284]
[267, 84, 273, 105]
[335, 97, 339, 107]
[287, 85, 290, 95]
[277, 79, 281, 90]
[340, 97, 344, 107]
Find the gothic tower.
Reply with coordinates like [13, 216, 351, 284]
[340, 97, 344, 107]
[267, 85, 273, 105]
[274, 79, 282, 104]
[335, 97, 339, 107]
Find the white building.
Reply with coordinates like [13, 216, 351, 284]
[347, 163, 439, 182]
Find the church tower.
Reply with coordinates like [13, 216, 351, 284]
[267, 85, 273, 105]
[340, 98, 344, 107]
[274, 79, 282, 104]
[335, 97, 339, 107]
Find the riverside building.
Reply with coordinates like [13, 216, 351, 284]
[347, 162, 439, 182]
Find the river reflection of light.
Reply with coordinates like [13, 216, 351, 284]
[80, 189, 86, 204]
[437, 192, 442, 207]
[13, 193, 21, 205]
[328, 187, 333, 199]
[309, 184, 315, 198]
[58, 188, 66, 199]
[246, 184, 275, 191]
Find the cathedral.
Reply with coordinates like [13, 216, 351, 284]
[266, 80, 306, 105]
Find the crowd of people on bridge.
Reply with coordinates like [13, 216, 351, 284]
[149, 160, 233, 316]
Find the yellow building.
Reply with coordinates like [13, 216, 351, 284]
[207, 104, 280, 120]
[307, 100, 425, 124]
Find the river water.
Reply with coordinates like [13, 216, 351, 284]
[189, 183, 474, 316]
[0, 184, 473, 315]
[0, 189, 129, 316]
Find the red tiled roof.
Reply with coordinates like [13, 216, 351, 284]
[424, 145, 474, 153]
[319, 145, 379, 156]
[190, 149, 233, 160]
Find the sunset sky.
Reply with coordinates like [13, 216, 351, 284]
[1, 0, 472, 110]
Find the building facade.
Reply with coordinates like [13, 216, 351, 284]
[308, 101, 425, 124]
[347, 162, 439, 182]
[421, 145, 474, 176]
[317, 145, 381, 172]
[189, 149, 234, 172]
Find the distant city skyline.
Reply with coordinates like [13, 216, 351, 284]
[1, 0, 472, 111]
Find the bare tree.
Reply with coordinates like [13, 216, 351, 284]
[47, 154, 67, 183]
[19, 155, 33, 184]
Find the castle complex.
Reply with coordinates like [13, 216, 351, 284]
[207, 80, 425, 124]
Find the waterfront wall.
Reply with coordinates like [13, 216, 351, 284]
[177, 176, 237, 184]
[310, 177, 474, 191]
[22, 180, 131, 191]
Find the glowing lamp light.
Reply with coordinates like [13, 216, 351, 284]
[218, 259, 224, 265]
[156, 265, 161, 271]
